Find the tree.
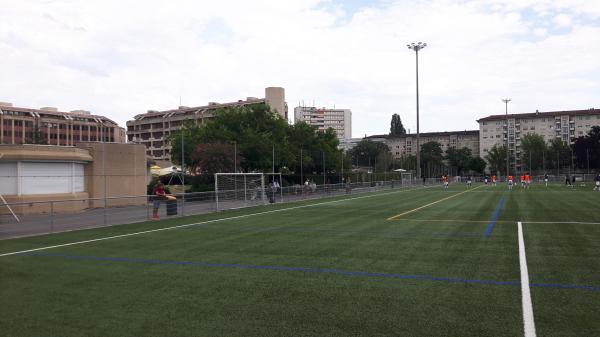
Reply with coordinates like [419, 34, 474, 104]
[348, 139, 391, 168]
[167, 122, 205, 173]
[573, 126, 600, 171]
[547, 138, 571, 172]
[484, 145, 508, 176]
[191, 143, 243, 174]
[445, 147, 473, 175]
[520, 134, 547, 173]
[389, 114, 406, 136]
[420, 141, 444, 177]
[167, 103, 347, 179]
[468, 157, 487, 174]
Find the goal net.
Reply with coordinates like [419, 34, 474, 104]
[214, 173, 282, 211]
[401, 172, 414, 186]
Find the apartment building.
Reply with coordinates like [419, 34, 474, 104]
[375, 131, 480, 159]
[294, 106, 352, 139]
[126, 87, 287, 160]
[477, 108, 600, 173]
[0, 102, 125, 146]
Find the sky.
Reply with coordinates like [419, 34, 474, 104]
[1, 0, 599, 138]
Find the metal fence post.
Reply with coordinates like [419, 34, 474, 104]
[103, 196, 107, 225]
[147, 195, 151, 221]
[50, 201, 54, 233]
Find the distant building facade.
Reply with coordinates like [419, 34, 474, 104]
[372, 131, 480, 159]
[126, 87, 287, 160]
[0, 102, 125, 146]
[294, 106, 352, 139]
[477, 108, 600, 173]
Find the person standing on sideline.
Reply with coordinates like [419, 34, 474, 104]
[594, 173, 600, 191]
[492, 175, 497, 186]
[544, 173, 549, 187]
[565, 175, 571, 187]
[443, 175, 449, 190]
[466, 176, 472, 188]
[152, 182, 167, 220]
[508, 175, 514, 191]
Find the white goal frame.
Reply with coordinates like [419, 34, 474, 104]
[401, 172, 414, 186]
[214, 172, 283, 211]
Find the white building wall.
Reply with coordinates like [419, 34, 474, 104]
[0, 161, 85, 195]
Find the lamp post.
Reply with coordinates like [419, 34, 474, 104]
[407, 42, 427, 180]
[502, 98, 511, 177]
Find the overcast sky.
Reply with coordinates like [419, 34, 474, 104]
[1, 0, 599, 137]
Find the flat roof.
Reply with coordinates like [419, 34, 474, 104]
[477, 108, 600, 122]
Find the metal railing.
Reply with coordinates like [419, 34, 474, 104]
[0, 179, 428, 239]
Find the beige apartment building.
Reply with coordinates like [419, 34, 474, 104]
[294, 106, 352, 139]
[126, 87, 287, 160]
[0, 102, 125, 145]
[478, 108, 600, 173]
[371, 131, 480, 159]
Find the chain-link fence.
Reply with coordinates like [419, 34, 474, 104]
[0, 178, 431, 239]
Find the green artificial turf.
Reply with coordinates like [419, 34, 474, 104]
[1, 183, 598, 336]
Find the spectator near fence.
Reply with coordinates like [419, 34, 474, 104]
[594, 174, 600, 191]
[152, 182, 176, 220]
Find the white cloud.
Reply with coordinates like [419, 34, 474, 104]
[0, 0, 599, 138]
[553, 13, 572, 27]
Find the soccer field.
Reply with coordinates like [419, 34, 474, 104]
[1, 183, 599, 337]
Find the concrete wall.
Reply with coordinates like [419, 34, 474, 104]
[77, 142, 147, 208]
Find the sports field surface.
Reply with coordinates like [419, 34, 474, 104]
[1, 183, 599, 337]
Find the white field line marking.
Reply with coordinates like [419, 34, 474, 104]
[522, 221, 600, 225]
[0, 185, 434, 258]
[518, 221, 537, 337]
[387, 185, 484, 220]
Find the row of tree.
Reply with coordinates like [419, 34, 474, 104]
[345, 138, 486, 177]
[168, 103, 350, 176]
[485, 126, 600, 175]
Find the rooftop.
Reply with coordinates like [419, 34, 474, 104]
[129, 98, 267, 121]
[477, 108, 600, 122]
[0, 104, 118, 125]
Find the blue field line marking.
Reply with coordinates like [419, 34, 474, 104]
[484, 196, 506, 239]
[20, 252, 600, 292]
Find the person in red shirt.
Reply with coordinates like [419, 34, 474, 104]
[442, 175, 449, 189]
[152, 182, 167, 220]
[508, 175, 514, 191]
[492, 175, 497, 187]
[524, 174, 531, 190]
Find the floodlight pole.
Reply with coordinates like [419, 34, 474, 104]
[502, 98, 511, 177]
[408, 42, 427, 180]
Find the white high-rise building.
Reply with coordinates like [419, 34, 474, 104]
[294, 106, 352, 139]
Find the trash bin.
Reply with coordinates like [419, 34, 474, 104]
[166, 199, 178, 216]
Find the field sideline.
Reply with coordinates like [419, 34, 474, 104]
[1, 183, 599, 337]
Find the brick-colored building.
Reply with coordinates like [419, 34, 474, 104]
[0, 102, 125, 146]
[126, 87, 287, 160]
[477, 108, 600, 173]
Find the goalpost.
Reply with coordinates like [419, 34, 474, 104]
[214, 173, 282, 211]
[401, 172, 413, 187]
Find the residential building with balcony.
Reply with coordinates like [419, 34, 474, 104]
[294, 106, 352, 139]
[477, 108, 600, 173]
[0, 102, 125, 146]
[126, 87, 287, 160]
[373, 130, 480, 159]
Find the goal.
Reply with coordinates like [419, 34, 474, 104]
[214, 173, 282, 211]
[401, 172, 414, 186]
